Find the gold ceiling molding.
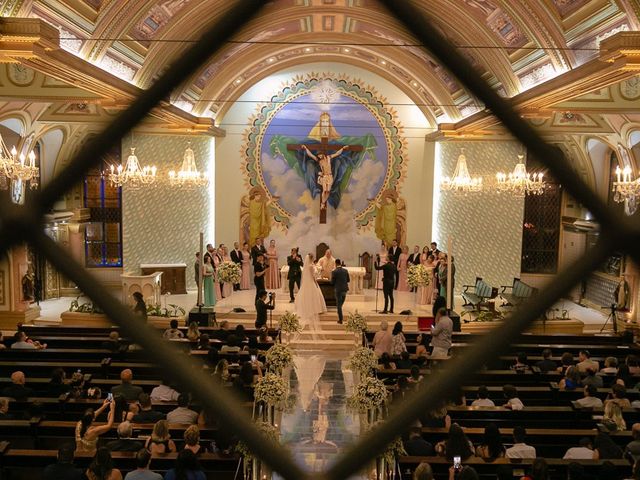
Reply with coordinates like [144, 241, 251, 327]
[600, 31, 640, 70]
[0, 17, 59, 62]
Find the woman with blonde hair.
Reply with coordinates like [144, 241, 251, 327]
[144, 419, 176, 454]
[183, 425, 207, 455]
[186, 321, 200, 342]
[212, 359, 230, 383]
[602, 401, 626, 432]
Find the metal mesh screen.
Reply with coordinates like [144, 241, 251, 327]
[1, 1, 638, 479]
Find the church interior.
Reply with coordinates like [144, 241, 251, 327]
[1, 0, 640, 479]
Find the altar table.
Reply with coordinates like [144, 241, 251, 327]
[280, 266, 365, 294]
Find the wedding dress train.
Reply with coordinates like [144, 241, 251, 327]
[294, 255, 327, 340]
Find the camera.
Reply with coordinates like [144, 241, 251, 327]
[268, 292, 274, 301]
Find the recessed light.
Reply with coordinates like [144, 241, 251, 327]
[235, 78, 242, 84]
[412, 81, 418, 87]
[380, 60, 387, 65]
[267, 57, 276, 63]
[304, 47, 312, 52]
[344, 48, 351, 53]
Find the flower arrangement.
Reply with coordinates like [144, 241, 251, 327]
[348, 346, 378, 376]
[347, 376, 388, 412]
[254, 372, 289, 407]
[235, 421, 279, 458]
[345, 310, 368, 333]
[217, 261, 242, 284]
[407, 264, 431, 289]
[265, 343, 293, 374]
[369, 422, 407, 464]
[278, 311, 301, 333]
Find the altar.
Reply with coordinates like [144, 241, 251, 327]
[279, 265, 366, 295]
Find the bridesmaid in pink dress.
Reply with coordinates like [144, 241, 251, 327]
[240, 242, 251, 290]
[265, 239, 280, 289]
[222, 246, 233, 298]
[397, 246, 410, 292]
[418, 252, 435, 305]
[212, 248, 223, 300]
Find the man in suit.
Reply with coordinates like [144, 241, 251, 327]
[374, 259, 396, 314]
[408, 245, 421, 266]
[251, 237, 267, 266]
[203, 244, 215, 264]
[255, 290, 275, 329]
[331, 259, 350, 324]
[230, 242, 243, 291]
[388, 240, 401, 289]
[253, 253, 268, 304]
[110, 369, 143, 402]
[287, 248, 303, 303]
[429, 241, 440, 258]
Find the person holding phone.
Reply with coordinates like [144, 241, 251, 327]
[448, 465, 479, 480]
[75, 398, 115, 455]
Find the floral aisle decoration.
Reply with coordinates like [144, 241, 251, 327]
[217, 261, 242, 285]
[235, 421, 279, 480]
[345, 310, 368, 346]
[370, 422, 407, 480]
[407, 264, 431, 289]
[348, 346, 378, 377]
[278, 311, 301, 343]
[254, 372, 289, 424]
[265, 343, 294, 374]
[347, 376, 388, 425]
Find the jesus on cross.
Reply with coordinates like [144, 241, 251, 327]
[301, 144, 346, 210]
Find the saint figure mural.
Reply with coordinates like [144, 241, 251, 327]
[270, 112, 378, 223]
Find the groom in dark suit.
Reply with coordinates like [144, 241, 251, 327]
[230, 242, 243, 291]
[331, 259, 350, 324]
[375, 259, 396, 314]
[388, 240, 401, 289]
[287, 248, 303, 303]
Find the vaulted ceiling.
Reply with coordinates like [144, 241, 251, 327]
[4, 0, 640, 124]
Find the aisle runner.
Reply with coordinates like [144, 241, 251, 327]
[274, 354, 367, 479]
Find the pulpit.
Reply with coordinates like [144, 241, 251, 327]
[140, 263, 187, 294]
[317, 279, 336, 307]
[121, 271, 162, 306]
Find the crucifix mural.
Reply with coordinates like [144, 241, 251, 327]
[286, 112, 363, 223]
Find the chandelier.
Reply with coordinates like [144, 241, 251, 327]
[168, 143, 208, 187]
[496, 154, 545, 196]
[108, 146, 157, 188]
[0, 133, 39, 190]
[612, 165, 640, 205]
[440, 149, 483, 193]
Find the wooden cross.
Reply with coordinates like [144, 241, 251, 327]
[287, 137, 363, 224]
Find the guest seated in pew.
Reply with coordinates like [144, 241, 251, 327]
[505, 426, 536, 459]
[582, 368, 604, 389]
[13, 327, 46, 349]
[124, 448, 161, 480]
[113, 395, 132, 423]
[593, 432, 623, 459]
[86, 447, 122, 480]
[103, 331, 128, 354]
[557, 352, 575, 375]
[233, 361, 261, 401]
[164, 449, 205, 480]
[449, 466, 479, 480]
[48, 367, 72, 397]
[601, 401, 626, 432]
[559, 366, 582, 391]
[183, 425, 207, 455]
[75, 399, 115, 455]
[412, 462, 433, 480]
[434, 423, 475, 461]
[163, 320, 184, 340]
[628, 355, 640, 376]
[378, 353, 396, 371]
[212, 321, 230, 341]
[474, 423, 505, 461]
[258, 326, 273, 343]
[577, 350, 600, 374]
[392, 376, 411, 403]
[420, 401, 451, 429]
[0, 397, 11, 420]
[167, 393, 198, 424]
[145, 419, 176, 455]
[470, 386, 495, 407]
[626, 424, 640, 462]
[186, 321, 200, 342]
[521, 458, 548, 480]
[372, 320, 392, 358]
[600, 356, 619, 376]
[502, 384, 524, 410]
[196, 334, 210, 351]
[575, 384, 604, 409]
[2, 371, 34, 401]
[43, 443, 83, 480]
[563, 437, 594, 459]
[605, 384, 632, 409]
[131, 393, 165, 423]
[396, 351, 413, 369]
[112, 369, 143, 402]
[105, 421, 144, 452]
[408, 365, 423, 384]
[403, 426, 434, 456]
[510, 352, 530, 373]
[150, 379, 180, 403]
[535, 349, 557, 373]
[220, 335, 241, 354]
[415, 333, 430, 362]
[212, 359, 230, 383]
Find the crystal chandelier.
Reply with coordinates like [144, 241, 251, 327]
[440, 149, 483, 193]
[168, 143, 208, 187]
[612, 165, 640, 205]
[496, 154, 545, 196]
[0, 133, 39, 190]
[108, 146, 157, 188]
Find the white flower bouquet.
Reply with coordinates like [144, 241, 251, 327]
[278, 311, 301, 333]
[407, 264, 431, 289]
[369, 422, 407, 464]
[348, 346, 378, 376]
[345, 310, 368, 333]
[217, 261, 242, 284]
[254, 372, 289, 407]
[265, 343, 293, 374]
[235, 421, 279, 458]
[347, 376, 388, 412]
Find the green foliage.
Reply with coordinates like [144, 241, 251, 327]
[68, 296, 103, 314]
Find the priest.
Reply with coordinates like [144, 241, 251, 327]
[317, 249, 336, 279]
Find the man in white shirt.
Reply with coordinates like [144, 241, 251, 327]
[563, 437, 594, 459]
[430, 309, 452, 359]
[166, 393, 198, 424]
[505, 426, 536, 459]
[575, 384, 603, 409]
[10, 332, 35, 349]
[503, 384, 524, 410]
[577, 350, 599, 373]
[149, 380, 179, 402]
[317, 249, 336, 279]
[471, 386, 495, 407]
[124, 449, 162, 480]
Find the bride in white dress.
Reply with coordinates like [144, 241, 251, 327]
[295, 254, 327, 337]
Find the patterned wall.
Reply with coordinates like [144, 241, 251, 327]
[122, 135, 212, 291]
[435, 141, 524, 295]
